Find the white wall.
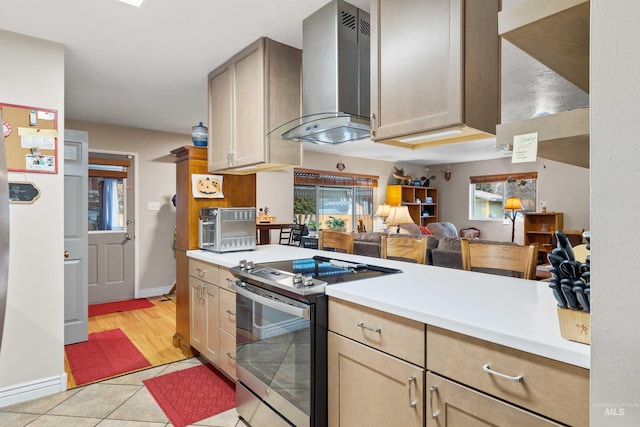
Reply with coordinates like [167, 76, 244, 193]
[591, 1, 640, 424]
[0, 30, 65, 393]
[66, 120, 189, 295]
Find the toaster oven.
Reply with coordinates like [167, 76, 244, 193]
[198, 207, 256, 252]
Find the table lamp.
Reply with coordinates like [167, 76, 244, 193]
[504, 197, 523, 242]
[375, 204, 391, 231]
[386, 205, 415, 233]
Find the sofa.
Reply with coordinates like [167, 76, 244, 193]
[352, 222, 476, 270]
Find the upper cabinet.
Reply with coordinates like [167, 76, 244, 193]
[370, 0, 500, 148]
[208, 37, 302, 174]
[496, 0, 590, 168]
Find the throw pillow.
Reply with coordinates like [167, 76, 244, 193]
[419, 226, 432, 235]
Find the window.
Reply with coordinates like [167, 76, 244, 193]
[88, 157, 130, 231]
[469, 173, 537, 220]
[293, 169, 377, 232]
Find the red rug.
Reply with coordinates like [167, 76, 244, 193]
[88, 298, 154, 317]
[144, 364, 236, 427]
[65, 328, 151, 385]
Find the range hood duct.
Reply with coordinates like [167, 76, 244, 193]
[269, 0, 370, 145]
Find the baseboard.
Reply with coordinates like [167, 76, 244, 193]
[136, 284, 174, 299]
[0, 372, 67, 408]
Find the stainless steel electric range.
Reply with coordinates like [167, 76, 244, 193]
[231, 255, 402, 427]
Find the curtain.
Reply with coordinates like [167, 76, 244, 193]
[102, 178, 120, 230]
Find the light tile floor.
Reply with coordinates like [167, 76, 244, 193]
[0, 357, 243, 427]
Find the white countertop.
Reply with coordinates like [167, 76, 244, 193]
[188, 245, 590, 369]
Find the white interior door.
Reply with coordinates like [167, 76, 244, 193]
[88, 152, 135, 303]
[64, 130, 89, 345]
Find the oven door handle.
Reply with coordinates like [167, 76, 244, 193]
[233, 284, 310, 319]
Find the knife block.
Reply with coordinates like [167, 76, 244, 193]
[557, 307, 591, 345]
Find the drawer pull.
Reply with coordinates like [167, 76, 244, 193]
[408, 376, 418, 408]
[226, 309, 236, 317]
[482, 363, 523, 383]
[429, 386, 440, 419]
[196, 268, 208, 277]
[226, 352, 236, 361]
[357, 321, 381, 333]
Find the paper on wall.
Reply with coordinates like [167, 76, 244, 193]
[511, 132, 538, 163]
[192, 174, 224, 198]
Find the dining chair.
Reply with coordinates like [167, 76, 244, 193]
[381, 234, 427, 264]
[460, 239, 539, 280]
[278, 225, 293, 245]
[318, 229, 354, 254]
[289, 223, 307, 247]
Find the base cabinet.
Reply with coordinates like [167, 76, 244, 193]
[426, 373, 562, 426]
[328, 331, 424, 427]
[189, 260, 237, 380]
[189, 276, 219, 362]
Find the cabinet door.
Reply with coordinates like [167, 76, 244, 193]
[189, 276, 206, 352]
[371, 0, 462, 141]
[426, 373, 562, 426]
[232, 40, 265, 167]
[328, 332, 424, 427]
[203, 284, 220, 362]
[218, 328, 237, 380]
[208, 62, 233, 171]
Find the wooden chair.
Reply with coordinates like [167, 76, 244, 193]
[318, 229, 354, 254]
[572, 243, 590, 263]
[381, 234, 427, 264]
[460, 239, 539, 280]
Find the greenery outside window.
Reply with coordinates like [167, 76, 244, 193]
[294, 169, 377, 232]
[469, 172, 537, 220]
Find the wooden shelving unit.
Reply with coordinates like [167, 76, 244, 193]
[524, 212, 564, 262]
[386, 185, 438, 226]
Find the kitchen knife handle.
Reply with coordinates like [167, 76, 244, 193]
[548, 281, 567, 308]
[407, 376, 417, 408]
[482, 364, 523, 383]
[561, 281, 580, 310]
[357, 321, 381, 333]
[429, 386, 440, 419]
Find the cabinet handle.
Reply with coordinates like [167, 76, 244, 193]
[370, 113, 376, 137]
[429, 386, 440, 419]
[357, 321, 381, 333]
[225, 277, 235, 288]
[407, 376, 417, 408]
[226, 309, 236, 317]
[226, 352, 236, 361]
[482, 363, 523, 383]
[196, 268, 208, 277]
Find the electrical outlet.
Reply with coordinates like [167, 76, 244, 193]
[147, 201, 160, 211]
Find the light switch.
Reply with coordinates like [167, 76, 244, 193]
[147, 201, 161, 211]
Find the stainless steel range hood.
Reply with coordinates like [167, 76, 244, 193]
[269, 0, 370, 145]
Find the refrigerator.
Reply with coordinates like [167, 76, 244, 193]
[0, 110, 9, 350]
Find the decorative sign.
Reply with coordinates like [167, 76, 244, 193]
[191, 174, 224, 199]
[8, 182, 41, 204]
[511, 132, 538, 163]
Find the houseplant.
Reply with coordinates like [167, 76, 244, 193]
[325, 216, 346, 231]
[307, 220, 318, 237]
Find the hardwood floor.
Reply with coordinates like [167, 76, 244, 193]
[64, 295, 188, 389]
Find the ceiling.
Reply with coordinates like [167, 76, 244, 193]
[0, 0, 565, 166]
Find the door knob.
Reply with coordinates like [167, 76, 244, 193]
[64, 250, 69, 258]
[124, 233, 132, 241]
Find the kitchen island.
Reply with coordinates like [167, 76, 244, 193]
[188, 244, 589, 368]
[188, 244, 589, 426]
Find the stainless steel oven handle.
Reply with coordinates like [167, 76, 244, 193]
[233, 283, 310, 319]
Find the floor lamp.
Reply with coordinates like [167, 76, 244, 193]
[504, 197, 523, 243]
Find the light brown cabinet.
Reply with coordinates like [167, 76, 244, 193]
[328, 298, 426, 427]
[524, 212, 564, 260]
[188, 259, 237, 380]
[426, 373, 563, 426]
[386, 185, 438, 226]
[370, 0, 499, 147]
[426, 325, 589, 426]
[208, 37, 302, 174]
